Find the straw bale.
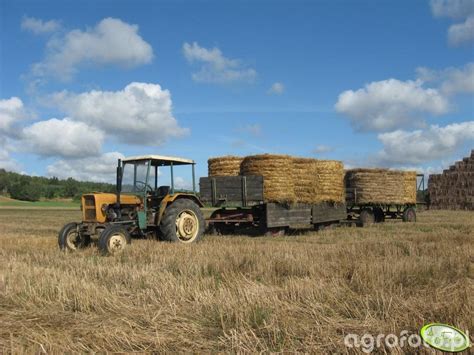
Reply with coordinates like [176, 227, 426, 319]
[240, 154, 295, 203]
[345, 168, 416, 204]
[208, 156, 243, 177]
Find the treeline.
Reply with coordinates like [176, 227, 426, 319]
[0, 169, 115, 202]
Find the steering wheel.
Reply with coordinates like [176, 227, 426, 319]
[135, 180, 153, 192]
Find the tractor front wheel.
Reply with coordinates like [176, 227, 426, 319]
[58, 222, 89, 251]
[98, 225, 131, 255]
[160, 199, 205, 243]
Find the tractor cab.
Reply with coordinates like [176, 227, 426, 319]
[59, 154, 205, 255]
[119, 155, 198, 207]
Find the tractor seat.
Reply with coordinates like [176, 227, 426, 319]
[156, 185, 170, 197]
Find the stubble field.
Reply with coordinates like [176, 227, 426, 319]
[0, 208, 472, 353]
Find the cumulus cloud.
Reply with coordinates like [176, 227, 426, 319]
[32, 17, 153, 81]
[417, 62, 474, 95]
[183, 42, 256, 84]
[268, 82, 285, 95]
[335, 79, 449, 132]
[22, 118, 104, 158]
[430, 0, 474, 45]
[50, 82, 188, 145]
[47, 152, 125, 182]
[0, 97, 26, 134]
[376, 121, 474, 165]
[21, 16, 60, 34]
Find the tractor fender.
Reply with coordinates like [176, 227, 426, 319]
[156, 193, 203, 225]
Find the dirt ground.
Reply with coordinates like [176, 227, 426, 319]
[0, 208, 472, 353]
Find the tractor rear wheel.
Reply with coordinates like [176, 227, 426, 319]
[402, 207, 416, 222]
[58, 222, 89, 251]
[160, 199, 205, 243]
[98, 225, 131, 255]
[359, 208, 375, 227]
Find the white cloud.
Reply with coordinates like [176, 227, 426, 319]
[313, 145, 334, 154]
[268, 82, 285, 95]
[47, 152, 124, 182]
[0, 97, 26, 134]
[21, 16, 60, 34]
[50, 82, 188, 145]
[22, 118, 104, 158]
[430, 0, 474, 19]
[430, 0, 474, 45]
[32, 17, 153, 81]
[448, 15, 474, 45]
[183, 42, 256, 84]
[417, 62, 474, 95]
[335, 79, 449, 132]
[0, 137, 21, 172]
[376, 121, 474, 165]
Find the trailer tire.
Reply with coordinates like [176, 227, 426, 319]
[359, 209, 375, 227]
[160, 199, 205, 243]
[374, 207, 385, 223]
[402, 207, 416, 223]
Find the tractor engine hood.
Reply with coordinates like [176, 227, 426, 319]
[82, 193, 142, 223]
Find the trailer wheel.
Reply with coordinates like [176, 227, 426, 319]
[160, 199, 205, 243]
[359, 209, 375, 227]
[58, 222, 89, 251]
[374, 207, 385, 223]
[263, 227, 286, 237]
[98, 225, 131, 255]
[402, 207, 416, 222]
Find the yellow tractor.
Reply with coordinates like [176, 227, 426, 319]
[58, 155, 205, 255]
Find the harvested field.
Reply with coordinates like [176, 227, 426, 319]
[0, 208, 473, 353]
[345, 169, 417, 205]
[208, 156, 243, 177]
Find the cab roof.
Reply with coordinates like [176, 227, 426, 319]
[122, 155, 195, 166]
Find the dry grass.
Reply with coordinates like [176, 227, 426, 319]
[0, 208, 473, 353]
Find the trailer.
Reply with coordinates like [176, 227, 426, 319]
[344, 173, 425, 226]
[200, 176, 347, 235]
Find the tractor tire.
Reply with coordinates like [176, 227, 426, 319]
[402, 207, 416, 223]
[98, 225, 131, 255]
[374, 207, 385, 223]
[160, 199, 205, 243]
[58, 222, 89, 251]
[358, 208, 375, 227]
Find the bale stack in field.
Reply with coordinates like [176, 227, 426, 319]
[428, 150, 474, 210]
[240, 154, 345, 204]
[240, 154, 296, 203]
[345, 169, 417, 205]
[292, 158, 345, 203]
[208, 156, 243, 177]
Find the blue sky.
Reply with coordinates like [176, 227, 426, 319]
[0, 0, 473, 185]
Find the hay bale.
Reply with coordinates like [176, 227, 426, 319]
[345, 169, 416, 204]
[208, 156, 243, 177]
[240, 154, 295, 203]
[292, 158, 344, 203]
[402, 171, 417, 204]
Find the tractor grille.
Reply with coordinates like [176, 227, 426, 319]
[83, 195, 96, 221]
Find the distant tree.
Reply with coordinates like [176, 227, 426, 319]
[64, 178, 79, 198]
[9, 180, 42, 201]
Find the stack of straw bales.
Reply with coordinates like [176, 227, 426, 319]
[208, 156, 243, 177]
[240, 154, 296, 203]
[345, 169, 417, 204]
[292, 158, 345, 203]
[240, 154, 345, 204]
[428, 150, 474, 210]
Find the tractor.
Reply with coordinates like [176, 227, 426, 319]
[58, 155, 205, 255]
